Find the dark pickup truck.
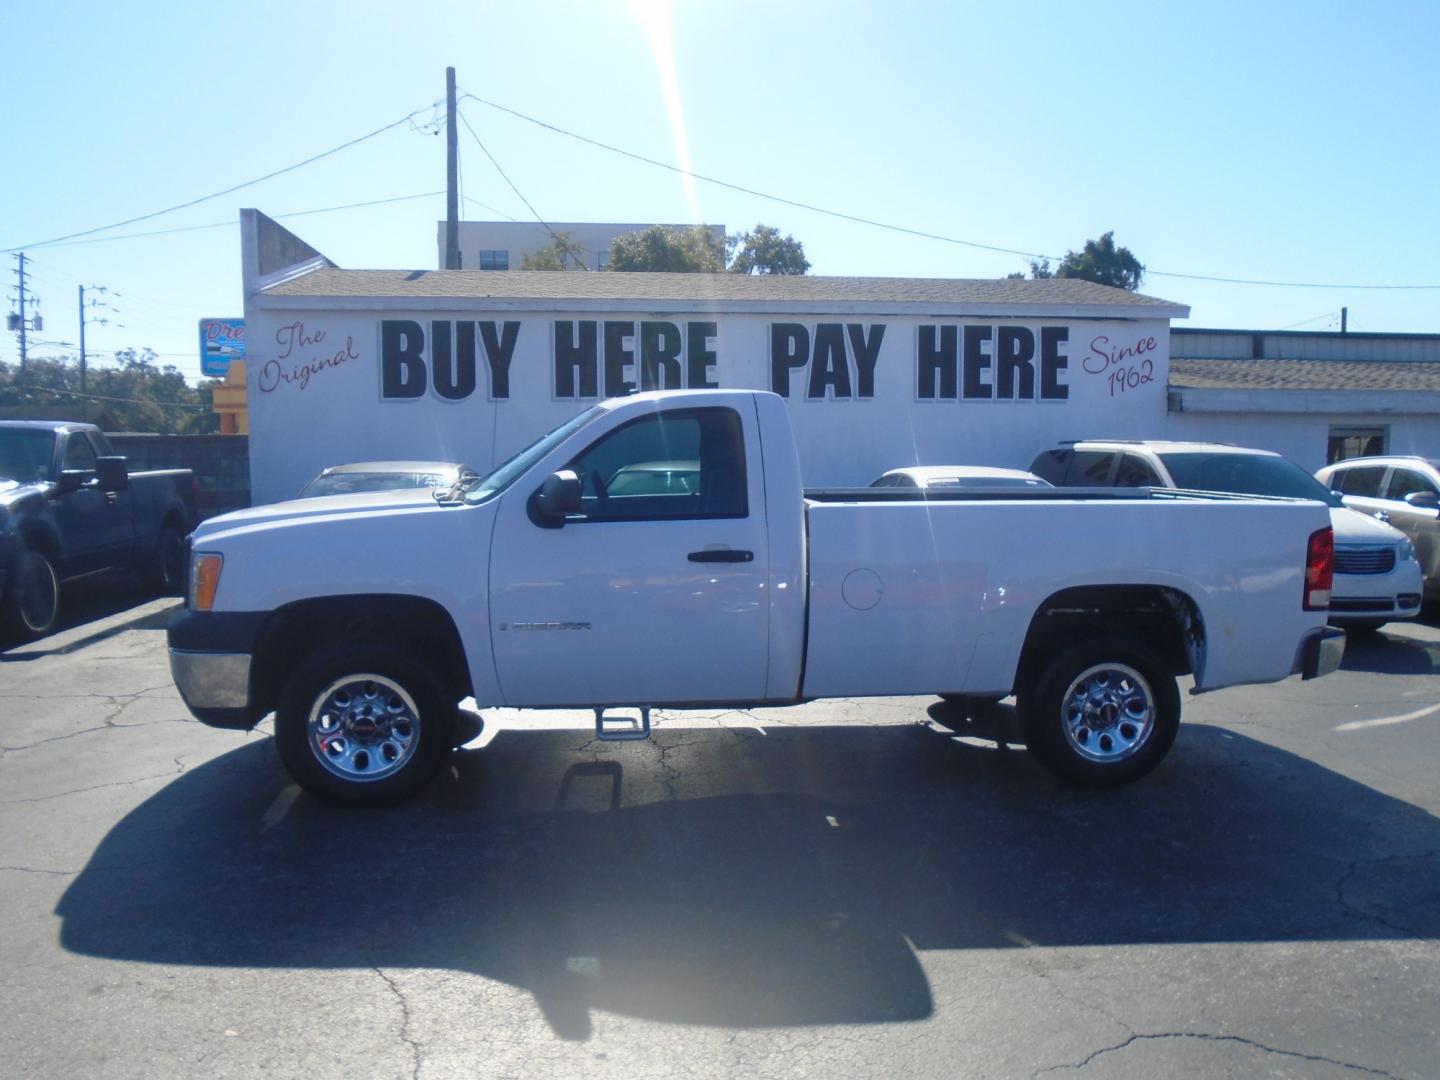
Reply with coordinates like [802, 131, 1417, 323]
[0, 421, 196, 639]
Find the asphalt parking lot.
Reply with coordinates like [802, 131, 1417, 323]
[1, 584, 1437, 1079]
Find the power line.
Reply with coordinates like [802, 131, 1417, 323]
[1275, 309, 1341, 331]
[456, 106, 589, 269]
[25, 190, 447, 251]
[3, 103, 443, 253]
[19, 384, 207, 410]
[462, 195, 519, 222]
[459, 90, 1440, 292]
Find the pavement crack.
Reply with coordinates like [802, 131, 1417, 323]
[0, 864, 80, 877]
[0, 717, 190, 753]
[373, 967, 423, 1080]
[1034, 1032, 1400, 1077]
[1334, 849, 1440, 939]
[0, 760, 187, 804]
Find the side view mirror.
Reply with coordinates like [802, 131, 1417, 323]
[1330, 488, 1346, 500]
[533, 469, 582, 523]
[1403, 491, 1440, 511]
[95, 456, 129, 492]
[56, 470, 89, 494]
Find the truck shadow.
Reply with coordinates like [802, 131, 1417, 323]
[1336, 624, 1440, 676]
[0, 571, 172, 656]
[56, 723, 1440, 1039]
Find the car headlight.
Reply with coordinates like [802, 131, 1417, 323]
[1397, 536, 1417, 563]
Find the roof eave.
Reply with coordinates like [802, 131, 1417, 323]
[250, 291, 1187, 320]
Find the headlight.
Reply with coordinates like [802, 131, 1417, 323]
[190, 553, 224, 611]
[1397, 536, 1417, 563]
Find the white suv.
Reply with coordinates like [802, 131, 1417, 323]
[1316, 456, 1440, 602]
[1031, 441, 1425, 631]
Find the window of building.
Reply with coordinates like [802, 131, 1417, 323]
[478, 249, 510, 271]
[1327, 426, 1386, 464]
[595, 250, 610, 270]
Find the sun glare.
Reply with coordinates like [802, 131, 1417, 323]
[625, 0, 702, 221]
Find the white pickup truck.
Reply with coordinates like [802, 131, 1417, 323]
[168, 389, 1344, 804]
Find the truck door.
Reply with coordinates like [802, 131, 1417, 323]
[50, 433, 113, 576]
[489, 403, 770, 706]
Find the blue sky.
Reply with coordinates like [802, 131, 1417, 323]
[4, 0, 1438, 383]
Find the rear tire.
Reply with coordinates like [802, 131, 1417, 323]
[1018, 636, 1179, 786]
[147, 524, 186, 595]
[275, 639, 457, 806]
[2, 547, 60, 641]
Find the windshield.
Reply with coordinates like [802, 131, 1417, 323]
[1158, 452, 1342, 506]
[464, 406, 604, 505]
[301, 471, 451, 498]
[0, 430, 56, 483]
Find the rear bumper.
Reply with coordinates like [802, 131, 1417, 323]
[1297, 626, 1346, 680]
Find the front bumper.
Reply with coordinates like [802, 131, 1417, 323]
[169, 649, 255, 728]
[168, 609, 268, 729]
[1298, 626, 1346, 680]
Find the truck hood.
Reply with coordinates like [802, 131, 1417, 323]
[192, 488, 443, 541]
[0, 479, 47, 512]
[1331, 505, 1406, 545]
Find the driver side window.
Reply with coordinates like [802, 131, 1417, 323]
[1387, 469, 1439, 501]
[62, 433, 97, 473]
[565, 407, 748, 522]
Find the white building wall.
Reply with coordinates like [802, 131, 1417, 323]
[244, 304, 1173, 504]
[1166, 410, 1440, 472]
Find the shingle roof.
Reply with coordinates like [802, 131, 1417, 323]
[260, 268, 1188, 316]
[1171, 358, 1440, 392]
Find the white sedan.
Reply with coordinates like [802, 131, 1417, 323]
[871, 465, 1053, 490]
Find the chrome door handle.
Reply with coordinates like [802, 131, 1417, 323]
[1375, 511, 1390, 523]
[688, 549, 754, 563]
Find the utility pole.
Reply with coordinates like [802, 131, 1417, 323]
[8, 253, 42, 416]
[78, 284, 108, 422]
[445, 66, 461, 269]
[78, 286, 85, 421]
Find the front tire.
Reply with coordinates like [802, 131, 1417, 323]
[2, 547, 60, 640]
[275, 639, 457, 806]
[1018, 636, 1179, 786]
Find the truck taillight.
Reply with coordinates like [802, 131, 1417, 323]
[1304, 527, 1334, 610]
[191, 553, 223, 612]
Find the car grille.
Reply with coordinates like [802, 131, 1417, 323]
[1334, 546, 1396, 575]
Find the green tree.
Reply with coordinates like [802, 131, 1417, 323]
[727, 224, 810, 275]
[519, 231, 590, 270]
[1015, 233, 1143, 290]
[0, 348, 217, 433]
[608, 225, 727, 273]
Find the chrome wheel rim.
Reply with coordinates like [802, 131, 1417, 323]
[1060, 662, 1155, 763]
[19, 554, 58, 632]
[307, 673, 420, 782]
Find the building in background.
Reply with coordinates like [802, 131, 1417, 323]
[439, 221, 725, 272]
[1168, 328, 1440, 469]
[229, 210, 1439, 507]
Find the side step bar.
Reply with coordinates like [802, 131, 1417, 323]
[594, 706, 652, 741]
